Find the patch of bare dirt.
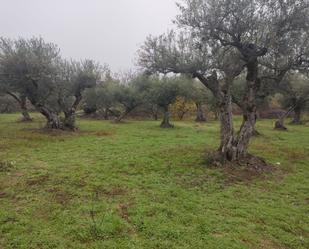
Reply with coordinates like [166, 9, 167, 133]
[206, 153, 277, 183]
[221, 156, 276, 184]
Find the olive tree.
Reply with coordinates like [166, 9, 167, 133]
[0, 37, 104, 130]
[139, 0, 309, 164]
[140, 76, 162, 121]
[113, 75, 148, 122]
[274, 73, 309, 129]
[173, 75, 209, 122]
[56, 59, 102, 129]
[147, 77, 180, 128]
[0, 37, 61, 128]
[83, 79, 119, 119]
[0, 43, 33, 121]
[190, 80, 212, 122]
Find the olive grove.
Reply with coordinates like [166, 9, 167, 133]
[138, 0, 309, 164]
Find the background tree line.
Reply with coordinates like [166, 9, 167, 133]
[0, 36, 307, 131]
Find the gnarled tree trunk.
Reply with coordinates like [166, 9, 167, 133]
[160, 106, 173, 128]
[232, 60, 259, 159]
[39, 106, 62, 129]
[217, 101, 257, 162]
[214, 60, 259, 163]
[195, 103, 207, 122]
[232, 95, 260, 136]
[217, 91, 236, 162]
[62, 94, 83, 130]
[63, 109, 77, 130]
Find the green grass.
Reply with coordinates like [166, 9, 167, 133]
[0, 113, 308, 249]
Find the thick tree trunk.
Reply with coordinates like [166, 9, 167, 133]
[217, 91, 236, 162]
[252, 128, 261, 136]
[39, 107, 62, 129]
[46, 113, 62, 129]
[20, 95, 32, 122]
[232, 60, 260, 159]
[216, 61, 259, 163]
[63, 110, 77, 130]
[218, 110, 257, 162]
[160, 106, 173, 128]
[195, 67, 263, 165]
[235, 112, 256, 158]
[63, 94, 83, 130]
[195, 103, 207, 122]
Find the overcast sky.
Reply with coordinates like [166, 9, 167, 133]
[0, 0, 178, 72]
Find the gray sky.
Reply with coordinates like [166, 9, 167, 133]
[0, 0, 178, 72]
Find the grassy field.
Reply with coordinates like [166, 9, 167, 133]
[0, 113, 308, 249]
